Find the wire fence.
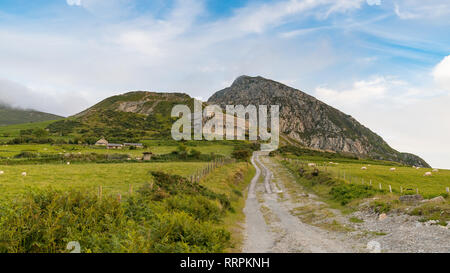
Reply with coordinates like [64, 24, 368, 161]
[96, 158, 237, 201]
[283, 158, 450, 196]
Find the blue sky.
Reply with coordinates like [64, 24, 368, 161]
[0, 0, 450, 168]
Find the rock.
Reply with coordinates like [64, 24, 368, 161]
[379, 213, 387, 221]
[428, 196, 446, 204]
[367, 240, 381, 253]
[399, 194, 423, 204]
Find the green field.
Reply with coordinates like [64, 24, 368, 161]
[0, 162, 208, 199]
[0, 120, 58, 142]
[285, 157, 450, 198]
[0, 143, 234, 158]
[326, 163, 450, 197]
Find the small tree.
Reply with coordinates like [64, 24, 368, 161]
[231, 150, 251, 161]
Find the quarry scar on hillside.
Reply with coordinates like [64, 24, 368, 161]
[171, 99, 280, 151]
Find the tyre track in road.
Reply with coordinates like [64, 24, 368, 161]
[243, 152, 362, 253]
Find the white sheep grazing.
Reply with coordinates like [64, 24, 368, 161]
[432, 168, 439, 172]
[361, 167, 367, 170]
[416, 167, 420, 170]
[21, 172, 27, 176]
[308, 163, 316, 167]
[424, 172, 432, 176]
[390, 168, 396, 171]
[67, 162, 71, 165]
[0, 170, 4, 175]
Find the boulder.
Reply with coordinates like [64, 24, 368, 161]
[399, 194, 423, 204]
[428, 196, 446, 204]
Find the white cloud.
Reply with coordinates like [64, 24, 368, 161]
[366, 0, 381, 6]
[314, 71, 450, 168]
[0, 79, 89, 116]
[393, 0, 450, 20]
[66, 0, 82, 6]
[433, 55, 450, 91]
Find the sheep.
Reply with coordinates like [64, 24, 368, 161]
[361, 167, 367, 170]
[389, 168, 396, 171]
[416, 167, 420, 170]
[424, 172, 432, 176]
[67, 162, 71, 165]
[21, 172, 27, 177]
[432, 168, 439, 172]
[308, 163, 316, 167]
[0, 170, 4, 175]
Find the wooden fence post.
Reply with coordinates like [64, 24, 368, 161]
[379, 183, 382, 190]
[389, 185, 392, 193]
[98, 185, 102, 200]
[446, 187, 449, 193]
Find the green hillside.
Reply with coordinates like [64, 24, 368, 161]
[0, 104, 63, 126]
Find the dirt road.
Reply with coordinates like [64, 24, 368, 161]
[242, 152, 363, 253]
[242, 152, 450, 253]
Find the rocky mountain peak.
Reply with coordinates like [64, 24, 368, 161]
[208, 76, 430, 167]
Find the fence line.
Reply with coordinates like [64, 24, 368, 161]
[95, 158, 237, 200]
[282, 158, 449, 195]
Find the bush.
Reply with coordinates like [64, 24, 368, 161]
[164, 195, 224, 222]
[370, 201, 391, 214]
[14, 151, 39, 158]
[0, 171, 235, 253]
[231, 150, 251, 161]
[330, 184, 381, 205]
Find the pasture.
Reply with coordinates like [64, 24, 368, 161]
[0, 162, 208, 199]
[0, 143, 234, 158]
[326, 163, 450, 197]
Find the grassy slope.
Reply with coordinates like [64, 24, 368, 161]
[281, 156, 450, 224]
[200, 162, 255, 252]
[326, 163, 450, 197]
[0, 120, 62, 141]
[0, 106, 63, 126]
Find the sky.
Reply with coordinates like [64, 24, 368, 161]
[0, 0, 449, 168]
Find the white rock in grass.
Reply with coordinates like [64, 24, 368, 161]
[367, 240, 381, 253]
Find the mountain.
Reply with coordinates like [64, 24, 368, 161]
[208, 75, 430, 167]
[0, 104, 63, 126]
[73, 91, 192, 119]
[45, 91, 195, 140]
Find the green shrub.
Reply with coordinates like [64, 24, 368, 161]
[330, 184, 380, 205]
[231, 150, 251, 161]
[0, 171, 236, 253]
[370, 201, 391, 214]
[164, 194, 224, 222]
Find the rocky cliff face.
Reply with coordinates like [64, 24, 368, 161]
[73, 91, 192, 119]
[208, 76, 429, 167]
